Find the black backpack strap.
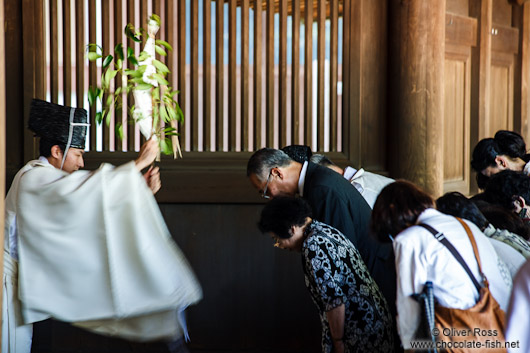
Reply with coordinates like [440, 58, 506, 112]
[418, 223, 483, 292]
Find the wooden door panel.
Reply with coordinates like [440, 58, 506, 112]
[444, 46, 471, 194]
[489, 54, 514, 135]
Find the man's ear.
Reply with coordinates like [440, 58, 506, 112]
[494, 155, 507, 169]
[50, 145, 63, 159]
[513, 196, 526, 213]
[271, 167, 283, 180]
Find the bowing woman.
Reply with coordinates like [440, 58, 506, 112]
[370, 180, 511, 351]
[258, 197, 394, 353]
[471, 130, 530, 188]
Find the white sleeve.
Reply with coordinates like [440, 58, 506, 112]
[506, 261, 530, 353]
[394, 237, 428, 349]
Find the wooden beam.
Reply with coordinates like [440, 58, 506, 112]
[253, 0, 263, 149]
[102, 0, 111, 150]
[303, 0, 312, 148]
[266, 0, 274, 146]
[89, 0, 97, 149]
[229, 0, 237, 150]
[50, 0, 58, 103]
[330, 0, 339, 151]
[291, 0, 300, 144]
[113, 0, 123, 150]
[279, 0, 287, 147]
[317, 0, 325, 151]
[241, 0, 250, 151]
[215, 0, 224, 150]
[191, 0, 199, 150]
[204, 0, 212, 151]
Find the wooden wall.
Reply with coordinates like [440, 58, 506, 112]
[160, 204, 320, 352]
[388, 0, 530, 195]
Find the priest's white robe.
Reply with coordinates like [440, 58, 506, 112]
[11, 159, 202, 343]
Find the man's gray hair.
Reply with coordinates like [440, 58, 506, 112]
[247, 148, 293, 181]
[310, 154, 335, 167]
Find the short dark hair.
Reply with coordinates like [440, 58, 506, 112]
[281, 145, 312, 163]
[436, 192, 489, 231]
[247, 148, 293, 181]
[473, 200, 530, 240]
[39, 137, 65, 157]
[371, 180, 434, 242]
[484, 170, 530, 211]
[476, 172, 490, 190]
[310, 154, 335, 167]
[258, 196, 312, 239]
[471, 130, 527, 173]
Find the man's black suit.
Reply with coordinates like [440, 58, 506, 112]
[302, 162, 397, 321]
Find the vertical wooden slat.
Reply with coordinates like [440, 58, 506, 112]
[241, 0, 250, 151]
[342, 0, 350, 153]
[215, 0, 224, 150]
[348, 0, 361, 165]
[126, 0, 135, 151]
[229, 0, 237, 150]
[292, 0, 301, 144]
[75, 0, 84, 111]
[178, 0, 187, 150]
[330, 0, 338, 151]
[266, 0, 274, 146]
[154, 0, 162, 17]
[50, 0, 59, 103]
[253, 0, 262, 149]
[102, 0, 111, 150]
[191, 0, 199, 150]
[114, 0, 123, 149]
[304, 0, 313, 146]
[165, 0, 177, 151]
[140, 0, 149, 144]
[279, 0, 287, 147]
[317, 0, 325, 151]
[165, 0, 174, 77]
[154, 0, 163, 147]
[34, 0, 46, 102]
[35, 0, 46, 101]
[22, 0, 40, 160]
[204, 0, 212, 151]
[140, 0, 148, 28]
[63, 0, 72, 107]
[88, 0, 97, 149]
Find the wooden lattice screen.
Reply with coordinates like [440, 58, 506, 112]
[34, 0, 345, 153]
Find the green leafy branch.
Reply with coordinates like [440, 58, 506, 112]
[86, 14, 183, 157]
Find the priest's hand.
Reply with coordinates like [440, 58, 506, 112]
[135, 138, 159, 171]
[144, 166, 161, 194]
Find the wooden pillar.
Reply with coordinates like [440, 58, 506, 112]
[389, 0, 446, 197]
